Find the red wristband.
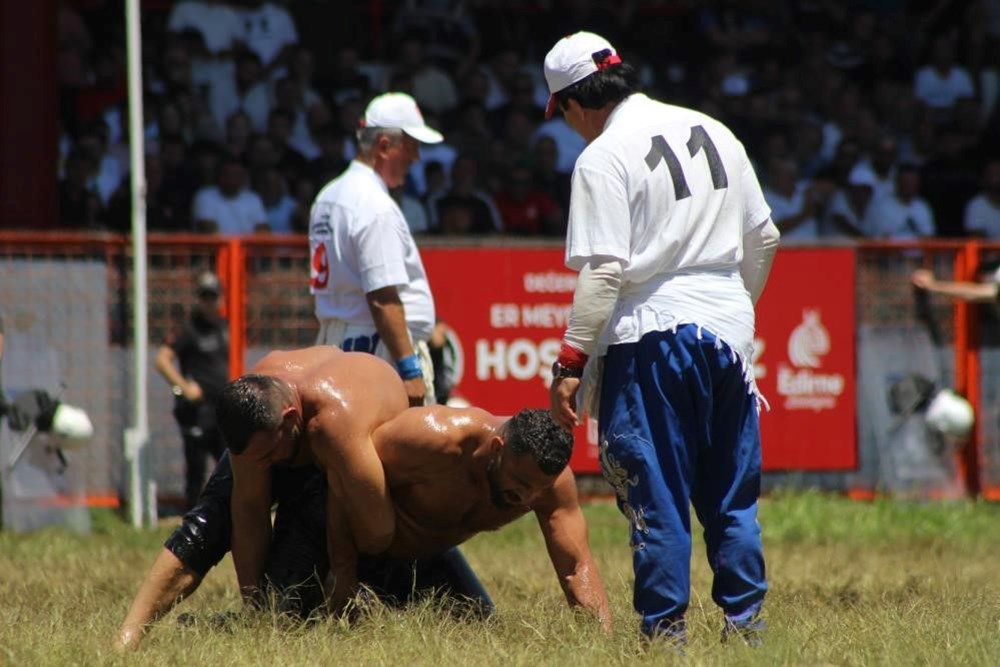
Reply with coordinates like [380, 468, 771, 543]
[557, 341, 589, 370]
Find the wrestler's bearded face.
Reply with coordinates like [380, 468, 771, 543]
[486, 448, 551, 510]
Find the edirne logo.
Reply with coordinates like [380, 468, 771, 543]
[777, 310, 844, 411]
[787, 309, 829, 368]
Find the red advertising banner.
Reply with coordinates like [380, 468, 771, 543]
[423, 246, 857, 474]
[754, 247, 857, 470]
[422, 247, 602, 473]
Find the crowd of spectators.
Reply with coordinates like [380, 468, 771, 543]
[55, 0, 1000, 239]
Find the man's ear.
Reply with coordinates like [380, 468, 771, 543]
[376, 133, 393, 157]
[280, 405, 299, 431]
[488, 432, 504, 454]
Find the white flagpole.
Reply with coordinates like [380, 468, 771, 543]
[124, 0, 151, 528]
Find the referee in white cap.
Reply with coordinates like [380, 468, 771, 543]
[543, 31, 780, 645]
[308, 92, 443, 406]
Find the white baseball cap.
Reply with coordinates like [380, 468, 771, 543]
[362, 92, 443, 144]
[543, 31, 622, 118]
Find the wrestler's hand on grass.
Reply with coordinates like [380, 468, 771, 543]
[549, 377, 581, 431]
[324, 563, 360, 617]
[114, 625, 142, 652]
[403, 376, 426, 407]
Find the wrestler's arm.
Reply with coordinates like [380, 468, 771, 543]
[311, 408, 396, 555]
[532, 469, 613, 634]
[310, 406, 399, 612]
[229, 454, 273, 602]
[115, 548, 202, 651]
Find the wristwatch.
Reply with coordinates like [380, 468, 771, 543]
[551, 361, 584, 380]
[171, 384, 184, 397]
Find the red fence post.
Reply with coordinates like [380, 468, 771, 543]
[219, 238, 246, 378]
[956, 242, 982, 497]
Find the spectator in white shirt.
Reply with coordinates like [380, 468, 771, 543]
[238, 0, 299, 76]
[395, 35, 459, 116]
[848, 134, 898, 204]
[192, 156, 267, 234]
[167, 0, 245, 58]
[825, 169, 876, 238]
[762, 157, 822, 241]
[964, 159, 1000, 238]
[914, 35, 975, 119]
[77, 122, 124, 207]
[208, 50, 271, 136]
[255, 167, 298, 234]
[862, 164, 936, 239]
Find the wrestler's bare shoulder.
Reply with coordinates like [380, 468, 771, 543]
[249, 349, 401, 403]
[249, 346, 344, 377]
[378, 405, 501, 458]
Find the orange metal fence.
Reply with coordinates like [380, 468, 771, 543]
[1, 232, 997, 503]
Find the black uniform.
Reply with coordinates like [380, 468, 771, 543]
[169, 310, 229, 509]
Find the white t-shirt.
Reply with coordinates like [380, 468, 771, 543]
[763, 183, 819, 241]
[208, 79, 271, 136]
[167, 1, 244, 54]
[848, 160, 895, 203]
[964, 194, 1000, 238]
[824, 189, 867, 237]
[238, 3, 298, 65]
[914, 66, 975, 109]
[309, 161, 435, 341]
[565, 94, 771, 362]
[862, 194, 936, 239]
[192, 186, 267, 235]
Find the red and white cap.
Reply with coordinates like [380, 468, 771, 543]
[543, 31, 622, 118]
[362, 92, 443, 144]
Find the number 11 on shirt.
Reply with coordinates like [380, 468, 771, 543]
[644, 124, 729, 200]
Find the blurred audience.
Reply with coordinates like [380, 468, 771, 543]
[862, 164, 936, 239]
[43, 1, 1000, 238]
[494, 163, 561, 236]
[964, 158, 1000, 238]
[191, 155, 267, 234]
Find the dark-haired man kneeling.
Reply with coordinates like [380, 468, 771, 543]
[117, 347, 610, 649]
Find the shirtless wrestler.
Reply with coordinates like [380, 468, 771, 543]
[116, 347, 610, 649]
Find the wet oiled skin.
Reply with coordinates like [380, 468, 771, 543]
[375, 407, 561, 558]
[250, 346, 565, 559]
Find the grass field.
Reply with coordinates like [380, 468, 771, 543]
[1, 490, 998, 666]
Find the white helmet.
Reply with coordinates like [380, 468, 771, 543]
[924, 389, 974, 439]
[50, 403, 94, 449]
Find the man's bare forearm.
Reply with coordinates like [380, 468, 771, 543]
[366, 287, 416, 361]
[318, 432, 395, 555]
[230, 502, 272, 601]
[561, 558, 613, 633]
[116, 548, 202, 650]
[324, 491, 360, 613]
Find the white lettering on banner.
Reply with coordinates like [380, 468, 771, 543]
[507, 339, 538, 380]
[523, 272, 577, 293]
[521, 303, 572, 328]
[475, 338, 560, 383]
[490, 303, 520, 328]
[777, 310, 845, 412]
